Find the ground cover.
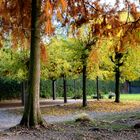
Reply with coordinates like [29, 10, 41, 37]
[0, 99, 140, 139]
[120, 94, 140, 101]
[0, 111, 140, 140]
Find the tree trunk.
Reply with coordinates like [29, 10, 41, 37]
[52, 80, 56, 100]
[128, 81, 131, 93]
[73, 79, 76, 94]
[21, 81, 26, 105]
[63, 76, 67, 103]
[21, 81, 28, 106]
[96, 76, 99, 100]
[115, 68, 120, 103]
[73, 79, 76, 100]
[82, 65, 87, 107]
[20, 0, 46, 127]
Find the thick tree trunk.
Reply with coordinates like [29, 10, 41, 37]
[96, 76, 99, 100]
[52, 80, 56, 100]
[82, 65, 87, 107]
[115, 68, 120, 103]
[63, 76, 67, 103]
[20, 0, 45, 127]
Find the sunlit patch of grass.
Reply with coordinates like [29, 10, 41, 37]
[96, 121, 131, 131]
[89, 94, 140, 101]
[94, 112, 140, 131]
[120, 94, 140, 101]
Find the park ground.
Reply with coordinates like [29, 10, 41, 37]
[0, 95, 140, 140]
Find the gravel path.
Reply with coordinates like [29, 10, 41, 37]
[0, 108, 140, 132]
[0, 110, 21, 131]
[0, 100, 81, 131]
[0, 109, 107, 131]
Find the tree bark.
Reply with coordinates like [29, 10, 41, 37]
[73, 79, 76, 100]
[82, 65, 87, 107]
[115, 68, 120, 103]
[96, 76, 99, 100]
[21, 81, 28, 106]
[63, 76, 67, 103]
[20, 0, 46, 127]
[128, 81, 131, 93]
[73, 79, 76, 94]
[21, 81, 26, 105]
[52, 80, 56, 100]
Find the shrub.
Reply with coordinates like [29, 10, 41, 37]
[0, 78, 21, 100]
[72, 93, 82, 99]
[75, 113, 92, 122]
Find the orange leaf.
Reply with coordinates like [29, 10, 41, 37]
[60, 0, 67, 11]
[41, 44, 48, 63]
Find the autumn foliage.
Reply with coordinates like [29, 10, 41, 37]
[0, 0, 139, 52]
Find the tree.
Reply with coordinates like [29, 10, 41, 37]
[96, 76, 99, 100]
[87, 4, 140, 103]
[0, 0, 68, 128]
[42, 38, 83, 102]
[0, 48, 29, 104]
[44, 0, 140, 106]
[97, 34, 140, 103]
[110, 10, 140, 103]
[70, 23, 98, 106]
[52, 79, 56, 100]
[20, 0, 46, 127]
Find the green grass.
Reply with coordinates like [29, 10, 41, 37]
[62, 112, 140, 131]
[120, 94, 140, 101]
[95, 112, 140, 131]
[88, 93, 140, 101]
[87, 93, 140, 101]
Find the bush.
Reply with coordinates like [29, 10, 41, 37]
[72, 93, 82, 99]
[93, 95, 104, 99]
[40, 80, 51, 98]
[75, 113, 92, 122]
[0, 78, 21, 100]
[40, 92, 50, 98]
[0, 77, 116, 100]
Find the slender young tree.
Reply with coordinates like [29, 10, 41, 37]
[96, 76, 100, 100]
[52, 79, 56, 100]
[63, 75, 67, 103]
[76, 25, 97, 107]
[110, 52, 123, 103]
[82, 63, 87, 106]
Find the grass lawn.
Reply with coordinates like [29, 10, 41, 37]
[89, 93, 140, 101]
[120, 94, 140, 101]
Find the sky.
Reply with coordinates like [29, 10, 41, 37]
[101, 0, 139, 5]
[100, 0, 140, 10]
